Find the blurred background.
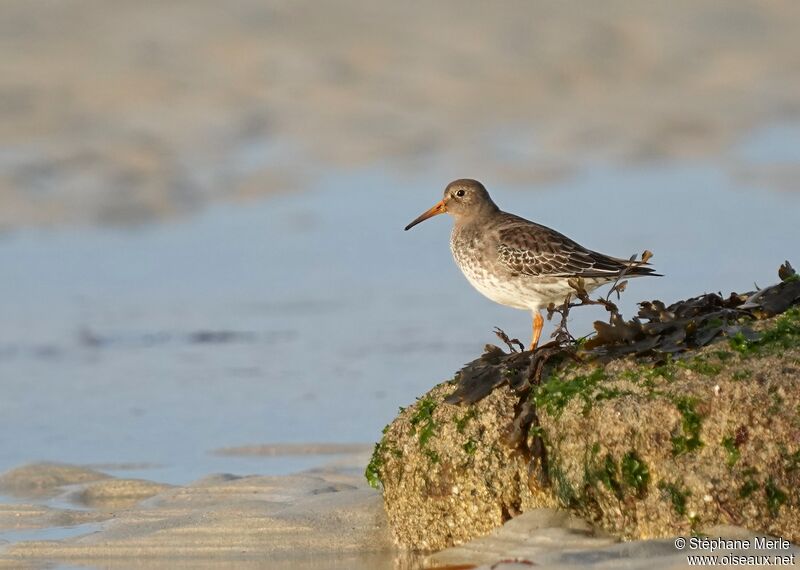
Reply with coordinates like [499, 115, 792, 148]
[1, 0, 799, 484]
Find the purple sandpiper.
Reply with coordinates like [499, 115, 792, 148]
[405, 179, 659, 349]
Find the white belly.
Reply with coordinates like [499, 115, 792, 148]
[460, 267, 532, 310]
[456, 256, 604, 311]
[449, 230, 605, 312]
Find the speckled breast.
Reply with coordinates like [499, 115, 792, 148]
[449, 227, 597, 311]
[450, 228, 534, 310]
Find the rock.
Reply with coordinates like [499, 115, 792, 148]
[372, 383, 557, 550]
[539, 326, 800, 541]
[371, 307, 800, 549]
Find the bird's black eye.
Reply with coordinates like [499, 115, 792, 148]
[456, 189, 465, 197]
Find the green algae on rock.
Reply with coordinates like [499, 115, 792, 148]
[372, 383, 557, 550]
[370, 268, 800, 549]
[538, 337, 799, 541]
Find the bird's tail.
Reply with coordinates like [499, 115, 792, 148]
[611, 255, 662, 278]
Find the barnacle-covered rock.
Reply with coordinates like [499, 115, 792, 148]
[370, 382, 557, 551]
[370, 273, 800, 550]
[537, 314, 800, 541]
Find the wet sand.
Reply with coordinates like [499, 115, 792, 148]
[2, 1, 800, 227]
[2, 463, 796, 569]
[0, 461, 400, 569]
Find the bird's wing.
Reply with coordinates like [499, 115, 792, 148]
[495, 219, 635, 279]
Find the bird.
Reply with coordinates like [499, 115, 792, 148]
[404, 179, 659, 350]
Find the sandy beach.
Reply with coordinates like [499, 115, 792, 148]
[0, 459, 400, 569]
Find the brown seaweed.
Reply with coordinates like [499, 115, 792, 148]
[445, 261, 800, 485]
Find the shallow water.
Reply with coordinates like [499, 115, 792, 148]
[1, 125, 799, 485]
[0, 522, 103, 545]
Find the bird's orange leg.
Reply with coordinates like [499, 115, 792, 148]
[529, 311, 544, 351]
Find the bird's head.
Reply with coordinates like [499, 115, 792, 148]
[404, 179, 498, 231]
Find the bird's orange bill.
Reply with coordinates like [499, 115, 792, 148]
[404, 200, 447, 231]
